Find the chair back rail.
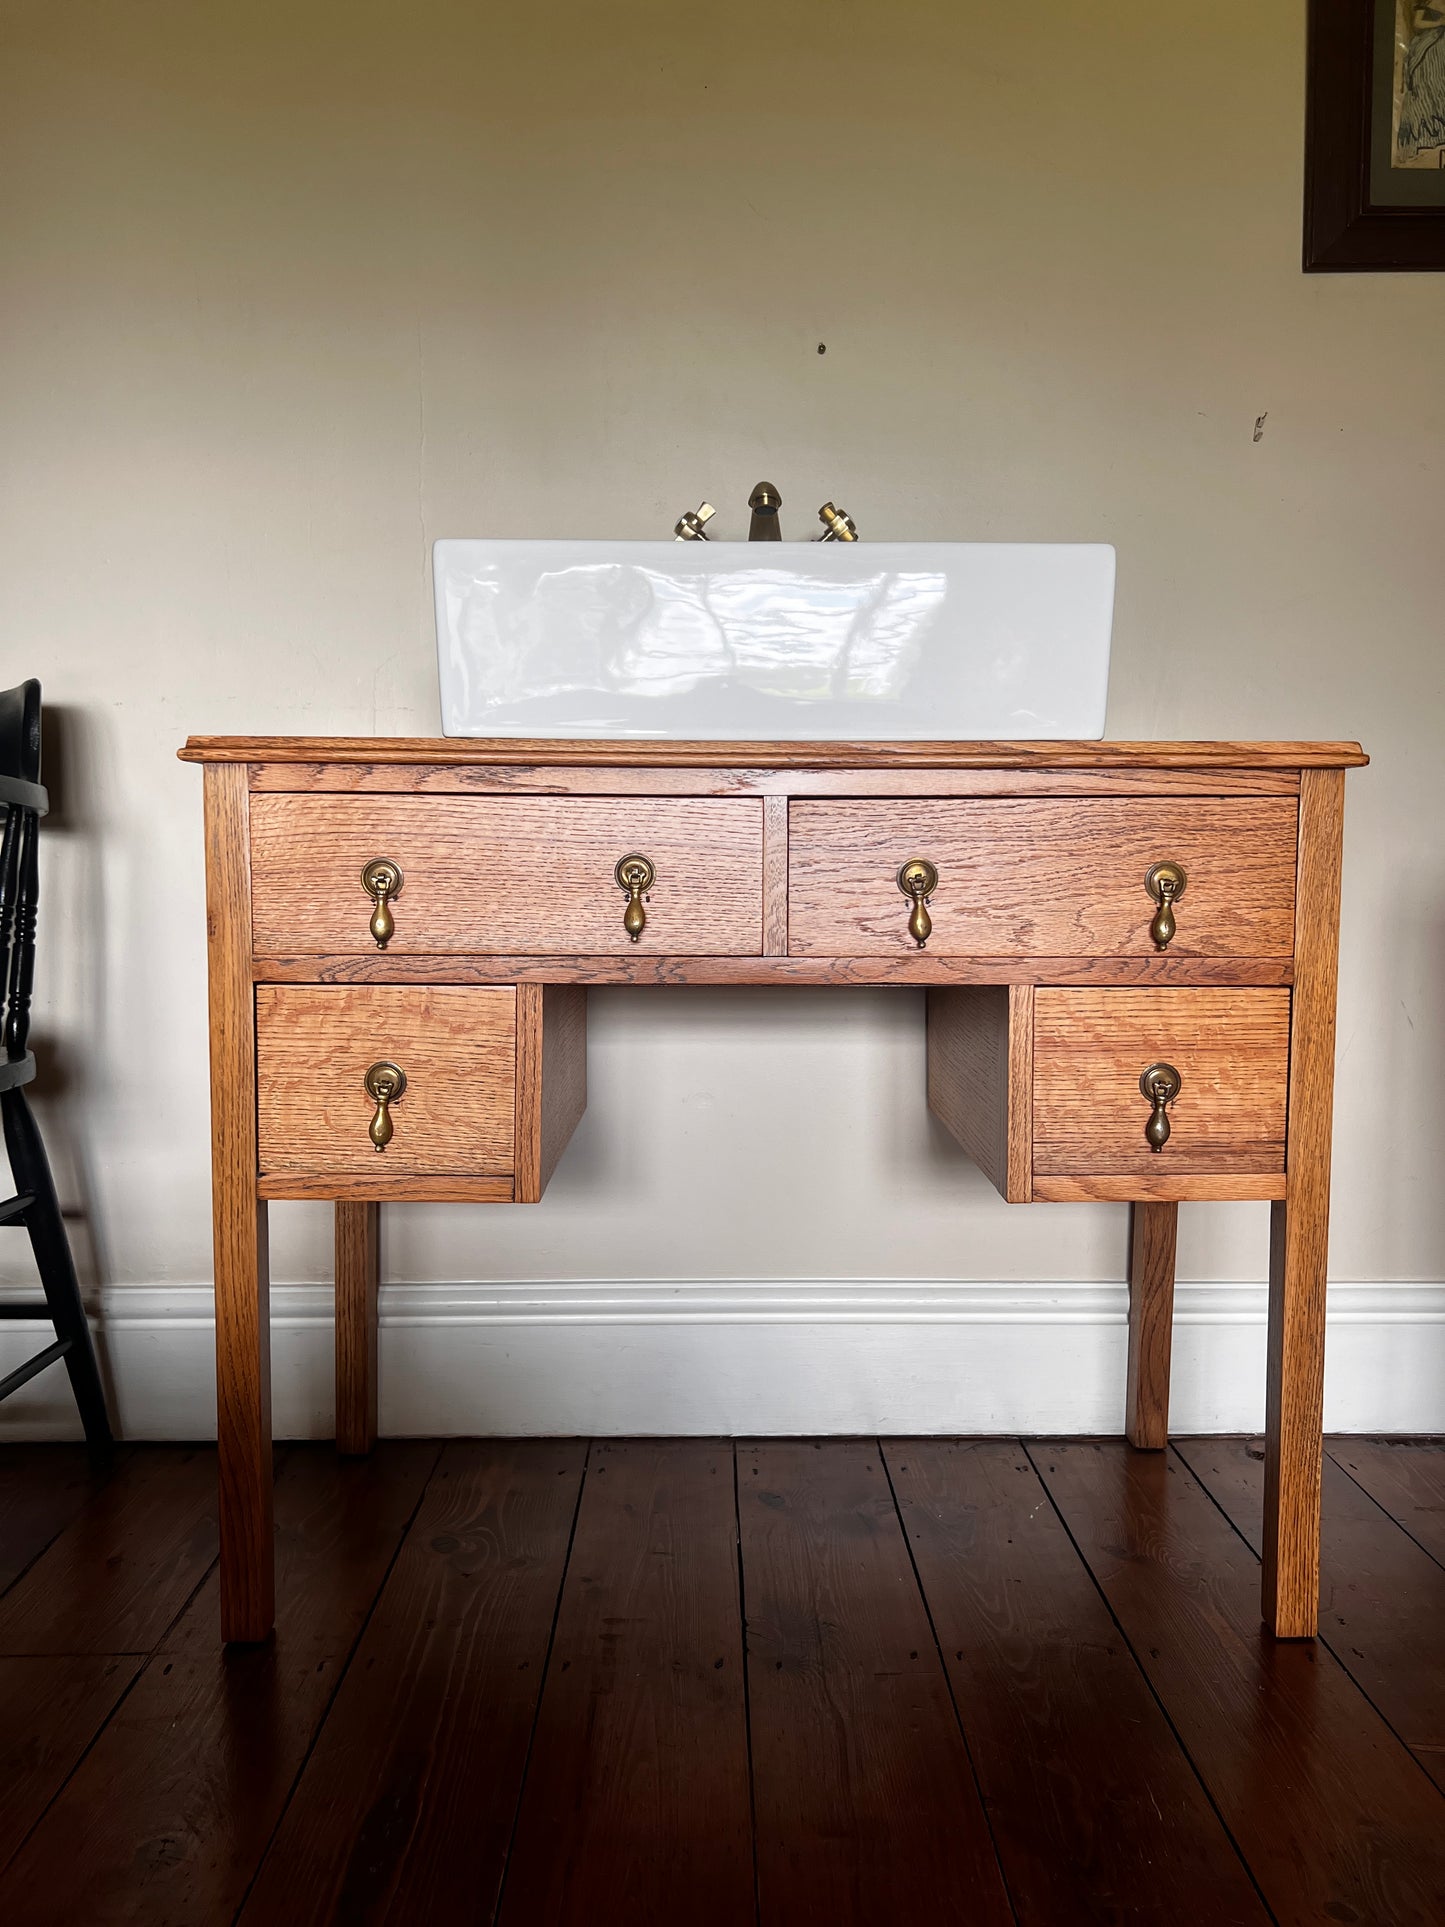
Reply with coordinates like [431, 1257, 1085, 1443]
[0, 682, 45, 1069]
[5, 809, 38, 1063]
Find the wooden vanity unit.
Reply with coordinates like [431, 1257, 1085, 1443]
[180, 735, 1367, 1645]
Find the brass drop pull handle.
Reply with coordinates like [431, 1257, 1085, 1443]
[363, 1061, 406, 1151]
[361, 858, 404, 950]
[1140, 1062, 1181, 1152]
[1144, 860, 1187, 951]
[615, 854, 656, 942]
[897, 859, 938, 948]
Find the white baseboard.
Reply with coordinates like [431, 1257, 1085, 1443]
[1, 1280, 1442, 1440]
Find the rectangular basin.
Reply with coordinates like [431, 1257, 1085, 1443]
[432, 538, 1114, 740]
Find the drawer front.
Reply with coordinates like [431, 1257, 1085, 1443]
[250, 796, 763, 955]
[256, 986, 516, 1176]
[1032, 987, 1289, 1178]
[786, 799, 1297, 956]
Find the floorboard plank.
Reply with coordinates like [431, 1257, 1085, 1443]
[1327, 1439, 1445, 1569]
[741, 1438, 1011, 1927]
[0, 1655, 140, 1875]
[1035, 1440, 1445, 1927]
[241, 1440, 584, 1927]
[0, 1444, 117, 1596]
[0, 1443, 436, 1926]
[1179, 1435, 1445, 1792]
[0, 1446, 219, 1655]
[499, 1439, 753, 1927]
[886, 1438, 1266, 1925]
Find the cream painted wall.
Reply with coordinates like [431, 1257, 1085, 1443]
[0, 3, 1441, 1431]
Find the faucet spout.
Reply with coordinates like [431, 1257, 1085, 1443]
[747, 481, 782, 541]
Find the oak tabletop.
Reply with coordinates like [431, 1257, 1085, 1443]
[179, 737, 1370, 769]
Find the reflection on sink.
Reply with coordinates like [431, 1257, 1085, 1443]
[432, 539, 1114, 740]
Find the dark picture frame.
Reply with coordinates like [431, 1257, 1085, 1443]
[1305, 0, 1445, 270]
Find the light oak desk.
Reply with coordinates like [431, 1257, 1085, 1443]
[181, 736, 1367, 1644]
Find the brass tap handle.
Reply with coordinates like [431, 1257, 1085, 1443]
[674, 501, 716, 541]
[615, 854, 656, 943]
[1139, 1062, 1182, 1152]
[361, 858, 404, 950]
[817, 501, 858, 541]
[897, 859, 939, 948]
[363, 1061, 407, 1152]
[1144, 860, 1187, 951]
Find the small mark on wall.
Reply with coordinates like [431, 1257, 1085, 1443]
[817, 343, 827, 354]
[1253, 412, 1268, 442]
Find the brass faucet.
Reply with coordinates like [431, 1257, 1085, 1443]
[670, 483, 859, 541]
[747, 481, 783, 541]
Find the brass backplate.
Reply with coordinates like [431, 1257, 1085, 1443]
[897, 858, 938, 900]
[1144, 860, 1187, 906]
[1139, 1061, 1182, 1103]
[364, 1061, 407, 1102]
[361, 857, 404, 900]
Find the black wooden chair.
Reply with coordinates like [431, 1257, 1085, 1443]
[0, 680, 111, 1444]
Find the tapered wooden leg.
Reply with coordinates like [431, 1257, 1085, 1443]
[1125, 1201, 1178, 1449]
[1263, 1196, 1329, 1637]
[215, 1195, 273, 1642]
[335, 1201, 379, 1455]
[1263, 768, 1345, 1640]
[205, 763, 275, 1644]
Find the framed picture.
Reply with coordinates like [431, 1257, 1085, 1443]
[1305, 0, 1445, 269]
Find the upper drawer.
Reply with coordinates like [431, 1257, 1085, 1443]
[249, 796, 764, 954]
[786, 799, 1298, 956]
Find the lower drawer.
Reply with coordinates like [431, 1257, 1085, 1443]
[927, 985, 1289, 1203]
[255, 983, 586, 1201]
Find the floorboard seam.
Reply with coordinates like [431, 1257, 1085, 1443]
[1324, 1443, 1445, 1576]
[0, 1646, 152, 1658]
[489, 1437, 593, 1927]
[228, 1440, 445, 1926]
[1022, 1440, 1278, 1926]
[0, 1649, 148, 1886]
[1175, 1441, 1445, 1808]
[0, 1444, 130, 1603]
[731, 1441, 763, 1927]
[877, 1437, 1020, 1927]
[1169, 1440, 1275, 1562]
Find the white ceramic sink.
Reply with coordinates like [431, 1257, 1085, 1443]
[432, 539, 1114, 740]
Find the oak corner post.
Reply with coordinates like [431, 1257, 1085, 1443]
[1263, 767, 1345, 1639]
[202, 761, 275, 1642]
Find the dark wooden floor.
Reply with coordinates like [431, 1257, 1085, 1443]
[2, 1437, 1444, 1924]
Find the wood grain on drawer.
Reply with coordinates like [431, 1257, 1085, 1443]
[1032, 987, 1289, 1179]
[256, 986, 516, 1177]
[249, 796, 763, 955]
[786, 799, 1297, 955]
